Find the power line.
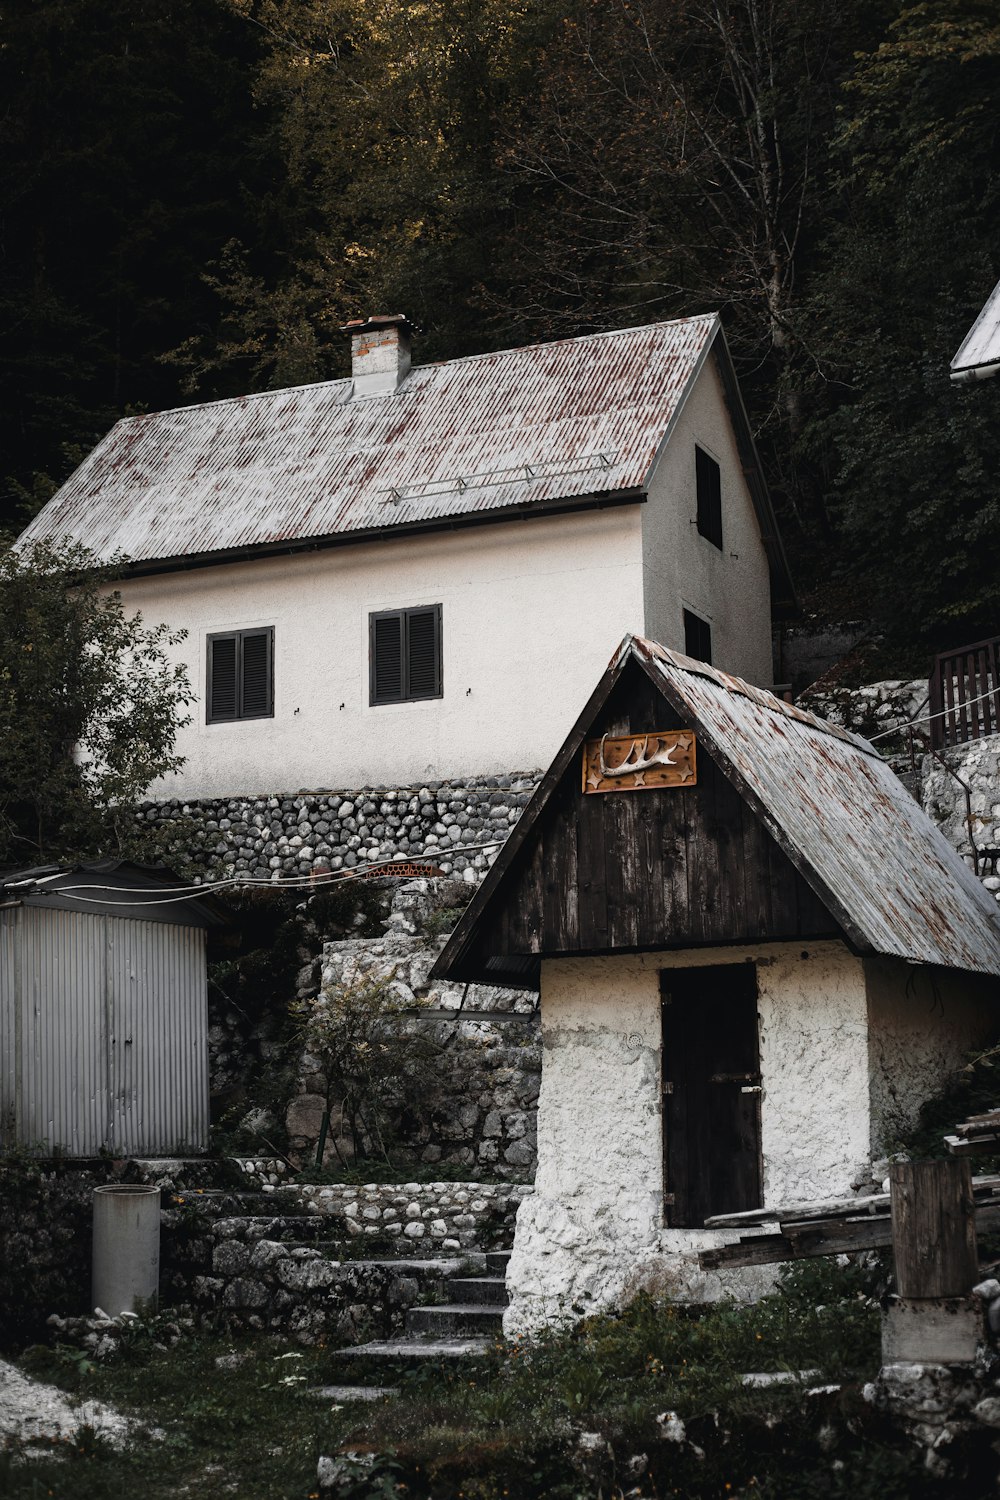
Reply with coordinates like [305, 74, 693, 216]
[20, 840, 507, 908]
[867, 684, 999, 743]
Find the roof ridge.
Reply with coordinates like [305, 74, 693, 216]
[103, 313, 720, 429]
[419, 311, 719, 373]
[630, 636, 878, 757]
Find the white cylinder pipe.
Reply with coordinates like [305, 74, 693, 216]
[91, 1185, 161, 1317]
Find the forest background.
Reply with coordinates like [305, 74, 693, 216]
[2, 0, 999, 659]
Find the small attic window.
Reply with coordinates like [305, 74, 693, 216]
[370, 605, 442, 704]
[696, 446, 723, 550]
[683, 609, 712, 665]
[207, 628, 274, 723]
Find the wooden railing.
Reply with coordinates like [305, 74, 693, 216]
[928, 636, 1000, 750]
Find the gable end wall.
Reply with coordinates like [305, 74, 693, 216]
[641, 353, 773, 685]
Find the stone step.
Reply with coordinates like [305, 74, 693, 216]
[335, 1337, 492, 1362]
[181, 1214, 335, 1243]
[405, 1303, 505, 1337]
[301, 1385, 398, 1403]
[163, 1189, 301, 1217]
[443, 1276, 508, 1306]
[484, 1250, 511, 1274]
[129, 1157, 289, 1191]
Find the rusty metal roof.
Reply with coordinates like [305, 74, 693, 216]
[21, 315, 729, 568]
[634, 639, 1000, 975]
[952, 277, 1000, 382]
[434, 636, 1000, 984]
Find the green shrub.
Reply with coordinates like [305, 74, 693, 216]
[0, 1153, 95, 1351]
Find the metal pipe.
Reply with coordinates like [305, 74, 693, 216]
[92, 1185, 161, 1317]
[930, 748, 981, 877]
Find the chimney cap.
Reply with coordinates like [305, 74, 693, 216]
[341, 313, 416, 338]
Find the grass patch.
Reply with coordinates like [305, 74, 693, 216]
[290, 1159, 514, 1187]
[325, 1259, 889, 1497]
[3, 1331, 363, 1499]
[4, 1261, 987, 1497]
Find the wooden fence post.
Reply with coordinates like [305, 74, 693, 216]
[884, 1158, 982, 1364]
[890, 1159, 979, 1298]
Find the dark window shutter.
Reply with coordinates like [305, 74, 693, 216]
[372, 613, 403, 703]
[241, 630, 272, 718]
[370, 605, 442, 704]
[406, 607, 440, 699]
[208, 635, 238, 721]
[696, 447, 723, 550]
[683, 608, 712, 664]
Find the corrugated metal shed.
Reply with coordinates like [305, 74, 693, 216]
[951, 277, 1000, 381]
[17, 316, 791, 603]
[0, 863, 228, 1155]
[434, 635, 1000, 984]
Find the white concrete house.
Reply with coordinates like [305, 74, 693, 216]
[20, 315, 792, 800]
[434, 636, 1000, 1332]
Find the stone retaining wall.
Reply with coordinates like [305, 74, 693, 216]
[923, 733, 1000, 896]
[288, 922, 541, 1177]
[140, 772, 541, 883]
[161, 1180, 531, 1341]
[294, 1180, 531, 1250]
[189, 1244, 465, 1344]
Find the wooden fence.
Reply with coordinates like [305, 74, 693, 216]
[929, 637, 1000, 750]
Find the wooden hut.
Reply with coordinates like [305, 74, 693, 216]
[433, 637, 1000, 1331]
[0, 862, 230, 1157]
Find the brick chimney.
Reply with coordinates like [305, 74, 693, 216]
[342, 314, 413, 397]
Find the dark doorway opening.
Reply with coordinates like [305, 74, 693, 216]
[661, 963, 763, 1227]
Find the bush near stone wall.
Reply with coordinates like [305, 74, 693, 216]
[140, 773, 541, 884]
[0, 1156, 104, 1350]
[288, 893, 541, 1177]
[207, 883, 391, 1154]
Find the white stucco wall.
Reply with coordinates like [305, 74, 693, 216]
[110, 355, 779, 800]
[115, 508, 645, 799]
[505, 942, 873, 1334]
[641, 353, 774, 686]
[864, 957, 999, 1151]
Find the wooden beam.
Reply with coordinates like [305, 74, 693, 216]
[946, 1133, 1000, 1155]
[704, 1174, 1000, 1228]
[698, 1199, 1000, 1272]
[699, 1234, 795, 1270]
[704, 1191, 887, 1229]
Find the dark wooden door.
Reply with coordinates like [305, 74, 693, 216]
[661, 964, 762, 1227]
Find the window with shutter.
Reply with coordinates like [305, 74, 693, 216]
[695, 446, 723, 550]
[371, 614, 403, 704]
[208, 635, 238, 722]
[683, 608, 712, 665]
[207, 628, 274, 722]
[370, 605, 442, 704]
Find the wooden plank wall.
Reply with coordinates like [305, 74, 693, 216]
[470, 673, 841, 965]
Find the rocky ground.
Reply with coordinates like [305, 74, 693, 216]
[0, 1357, 139, 1453]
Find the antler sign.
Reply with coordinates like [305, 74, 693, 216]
[582, 729, 696, 794]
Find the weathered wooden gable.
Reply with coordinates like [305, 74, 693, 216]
[453, 662, 840, 983]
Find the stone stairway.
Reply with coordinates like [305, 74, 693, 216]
[144, 1158, 515, 1356]
[334, 1250, 510, 1364]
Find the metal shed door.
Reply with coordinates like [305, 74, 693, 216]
[10, 907, 109, 1155]
[107, 919, 209, 1156]
[661, 964, 763, 1228]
